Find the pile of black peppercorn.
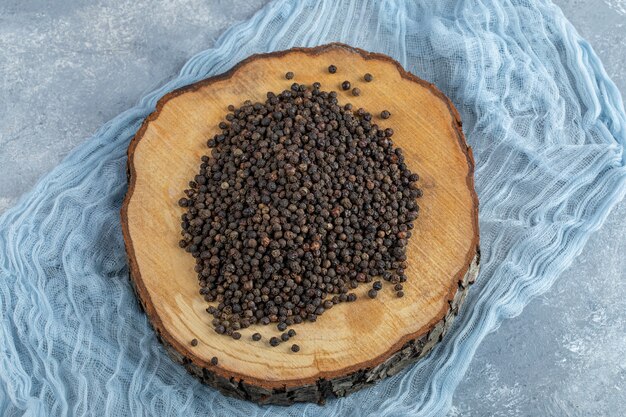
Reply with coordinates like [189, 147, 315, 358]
[178, 78, 422, 341]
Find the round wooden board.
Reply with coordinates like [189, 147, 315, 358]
[121, 43, 479, 405]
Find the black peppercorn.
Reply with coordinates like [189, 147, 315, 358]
[211, 356, 218, 365]
[287, 329, 296, 337]
[341, 81, 351, 90]
[328, 64, 337, 73]
[179, 82, 421, 340]
[396, 291, 404, 298]
[252, 333, 262, 341]
[269, 337, 280, 347]
[381, 110, 391, 119]
[281, 332, 290, 342]
[352, 88, 361, 96]
[285, 71, 294, 80]
[190, 338, 198, 346]
[367, 289, 378, 299]
[364, 73, 373, 82]
[291, 344, 300, 352]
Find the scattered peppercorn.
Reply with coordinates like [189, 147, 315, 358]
[211, 356, 218, 365]
[341, 80, 351, 90]
[373, 281, 382, 291]
[328, 64, 337, 73]
[291, 344, 300, 352]
[252, 333, 262, 341]
[190, 338, 198, 346]
[287, 329, 296, 337]
[381, 110, 391, 119]
[396, 291, 405, 298]
[270, 337, 281, 347]
[179, 82, 422, 340]
[394, 284, 403, 291]
[285, 71, 294, 80]
[352, 88, 361, 96]
[364, 73, 373, 82]
[281, 332, 290, 342]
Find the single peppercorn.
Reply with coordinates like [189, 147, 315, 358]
[252, 333, 262, 341]
[367, 289, 378, 299]
[232, 332, 241, 340]
[281, 332, 290, 342]
[381, 110, 391, 119]
[190, 338, 198, 346]
[287, 329, 296, 337]
[269, 337, 281, 347]
[341, 80, 351, 90]
[291, 344, 300, 353]
[373, 281, 382, 291]
[285, 71, 294, 80]
[211, 356, 218, 365]
[328, 64, 337, 73]
[277, 322, 287, 332]
[397, 291, 405, 298]
[394, 283, 403, 291]
[364, 73, 373, 82]
[352, 88, 361, 96]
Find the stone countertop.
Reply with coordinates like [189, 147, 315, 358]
[0, 1, 624, 415]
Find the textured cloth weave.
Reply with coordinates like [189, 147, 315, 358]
[1, 0, 626, 416]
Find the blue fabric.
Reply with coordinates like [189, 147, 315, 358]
[1, 0, 625, 416]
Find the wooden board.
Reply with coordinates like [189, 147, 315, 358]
[121, 43, 479, 405]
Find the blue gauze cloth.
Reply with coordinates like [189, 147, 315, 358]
[1, 0, 626, 416]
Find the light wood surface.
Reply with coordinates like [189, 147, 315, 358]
[121, 43, 479, 404]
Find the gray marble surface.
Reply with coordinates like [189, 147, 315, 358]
[0, 1, 624, 416]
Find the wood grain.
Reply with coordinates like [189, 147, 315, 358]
[121, 43, 479, 404]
